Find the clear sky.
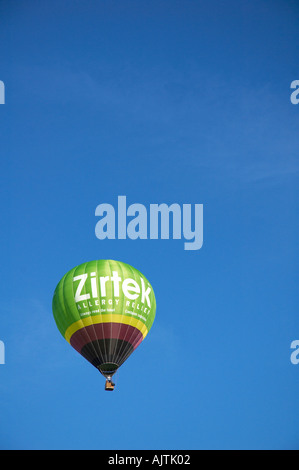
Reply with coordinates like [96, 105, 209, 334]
[1, 0, 299, 450]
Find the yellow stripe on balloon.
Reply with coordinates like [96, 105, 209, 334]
[64, 314, 148, 344]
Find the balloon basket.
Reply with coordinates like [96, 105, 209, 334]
[105, 379, 115, 391]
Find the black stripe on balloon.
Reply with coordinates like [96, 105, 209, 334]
[80, 339, 134, 369]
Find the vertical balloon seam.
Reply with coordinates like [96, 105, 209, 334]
[110, 259, 124, 369]
[89, 259, 105, 368]
[95, 259, 106, 368]
[107, 259, 115, 366]
[73, 262, 101, 368]
[125, 266, 154, 347]
[118, 274, 152, 366]
[56, 272, 71, 337]
[78, 260, 107, 369]
[97, 259, 110, 367]
[150, 289, 156, 332]
[115, 261, 136, 367]
[65, 264, 92, 365]
[61, 270, 76, 335]
[110, 260, 126, 368]
[114, 259, 133, 367]
[116, 262, 141, 368]
[124, 263, 145, 358]
[52, 288, 62, 336]
[52, 275, 66, 338]
[123, 274, 150, 352]
[116, 265, 155, 367]
[118, 276, 156, 366]
[78, 261, 103, 365]
[111, 260, 130, 368]
[88, 260, 106, 368]
[94, 259, 107, 367]
[105, 258, 117, 367]
[59, 270, 87, 362]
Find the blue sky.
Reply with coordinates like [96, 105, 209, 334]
[1, 0, 299, 450]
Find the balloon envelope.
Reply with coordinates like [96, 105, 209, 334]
[52, 260, 156, 377]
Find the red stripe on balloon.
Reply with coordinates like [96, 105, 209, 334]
[69, 322, 143, 353]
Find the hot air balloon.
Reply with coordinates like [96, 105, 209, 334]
[52, 260, 156, 391]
